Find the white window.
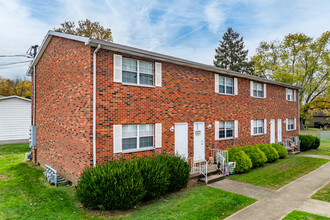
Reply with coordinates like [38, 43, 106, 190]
[252, 120, 264, 135]
[253, 82, 263, 98]
[219, 76, 234, 95]
[122, 124, 154, 151]
[122, 58, 154, 86]
[219, 121, 234, 139]
[286, 89, 294, 101]
[287, 118, 295, 130]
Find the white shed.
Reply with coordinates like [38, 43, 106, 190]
[0, 96, 31, 145]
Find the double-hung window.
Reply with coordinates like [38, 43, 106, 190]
[252, 120, 264, 135]
[219, 121, 233, 139]
[286, 89, 294, 101]
[122, 124, 154, 151]
[122, 58, 154, 86]
[219, 76, 234, 95]
[287, 119, 294, 130]
[253, 82, 263, 98]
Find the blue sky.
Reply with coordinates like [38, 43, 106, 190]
[0, 0, 329, 79]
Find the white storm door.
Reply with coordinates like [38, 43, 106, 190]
[270, 119, 275, 143]
[277, 119, 282, 142]
[194, 122, 205, 161]
[175, 123, 188, 159]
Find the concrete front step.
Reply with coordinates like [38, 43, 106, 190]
[189, 164, 219, 179]
[199, 174, 226, 184]
[289, 151, 301, 155]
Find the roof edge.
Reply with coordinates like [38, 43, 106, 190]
[0, 95, 31, 102]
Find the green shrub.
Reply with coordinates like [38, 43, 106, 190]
[241, 145, 267, 168]
[257, 144, 279, 162]
[76, 159, 146, 210]
[271, 143, 288, 158]
[299, 135, 314, 151]
[165, 155, 191, 192]
[312, 136, 321, 149]
[228, 146, 252, 173]
[137, 155, 171, 200]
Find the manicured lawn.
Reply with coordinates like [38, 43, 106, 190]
[301, 130, 330, 156]
[120, 186, 256, 219]
[312, 182, 330, 203]
[229, 155, 329, 189]
[0, 143, 256, 219]
[283, 210, 330, 220]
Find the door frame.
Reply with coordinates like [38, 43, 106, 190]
[174, 122, 188, 159]
[277, 119, 282, 143]
[193, 122, 205, 161]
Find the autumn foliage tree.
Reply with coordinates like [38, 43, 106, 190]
[252, 31, 330, 125]
[0, 77, 31, 98]
[55, 19, 113, 42]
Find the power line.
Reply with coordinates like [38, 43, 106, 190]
[0, 63, 30, 70]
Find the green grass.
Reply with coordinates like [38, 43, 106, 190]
[311, 182, 330, 203]
[119, 186, 256, 220]
[229, 155, 329, 189]
[300, 130, 330, 156]
[283, 210, 330, 220]
[0, 144, 256, 219]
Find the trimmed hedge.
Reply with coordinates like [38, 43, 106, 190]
[76, 154, 190, 210]
[241, 145, 267, 168]
[271, 143, 288, 158]
[256, 144, 279, 162]
[76, 159, 146, 210]
[228, 146, 252, 173]
[299, 135, 321, 151]
[312, 136, 321, 149]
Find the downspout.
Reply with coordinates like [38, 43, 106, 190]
[33, 65, 36, 125]
[298, 90, 300, 134]
[93, 44, 101, 167]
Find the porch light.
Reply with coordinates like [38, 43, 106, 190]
[170, 126, 175, 132]
[207, 124, 212, 129]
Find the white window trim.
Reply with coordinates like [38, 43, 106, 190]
[122, 124, 155, 153]
[218, 76, 235, 96]
[251, 81, 265, 98]
[286, 88, 294, 102]
[122, 57, 155, 87]
[251, 119, 265, 136]
[286, 118, 296, 131]
[218, 121, 234, 140]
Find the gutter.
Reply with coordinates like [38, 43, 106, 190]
[93, 44, 101, 167]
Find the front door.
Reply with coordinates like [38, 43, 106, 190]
[175, 123, 188, 159]
[270, 119, 275, 143]
[277, 119, 282, 142]
[194, 122, 205, 161]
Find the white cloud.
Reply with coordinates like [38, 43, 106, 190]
[204, 1, 226, 34]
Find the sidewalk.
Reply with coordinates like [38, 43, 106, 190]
[297, 154, 330, 160]
[210, 161, 330, 220]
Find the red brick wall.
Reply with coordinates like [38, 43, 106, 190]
[33, 36, 93, 182]
[34, 36, 299, 183]
[95, 50, 299, 163]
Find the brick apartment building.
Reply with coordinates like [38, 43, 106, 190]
[27, 31, 300, 182]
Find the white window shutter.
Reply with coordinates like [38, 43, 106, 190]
[215, 74, 219, 93]
[293, 90, 296, 102]
[286, 119, 289, 131]
[155, 123, 162, 148]
[263, 84, 267, 98]
[234, 120, 238, 138]
[294, 118, 297, 130]
[251, 120, 254, 135]
[285, 88, 288, 101]
[250, 81, 254, 97]
[155, 62, 162, 87]
[264, 119, 267, 134]
[215, 121, 219, 140]
[113, 125, 122, 153]
[234, 78, 238, 95]
[113, 54, 122, 82]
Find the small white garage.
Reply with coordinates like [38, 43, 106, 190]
[0, 96, 31, 145]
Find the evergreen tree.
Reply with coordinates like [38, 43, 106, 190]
[214, 27, 253, 74]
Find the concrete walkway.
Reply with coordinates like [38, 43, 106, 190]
[210, 161, 330, 220]
[297, 153, 330, 160]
